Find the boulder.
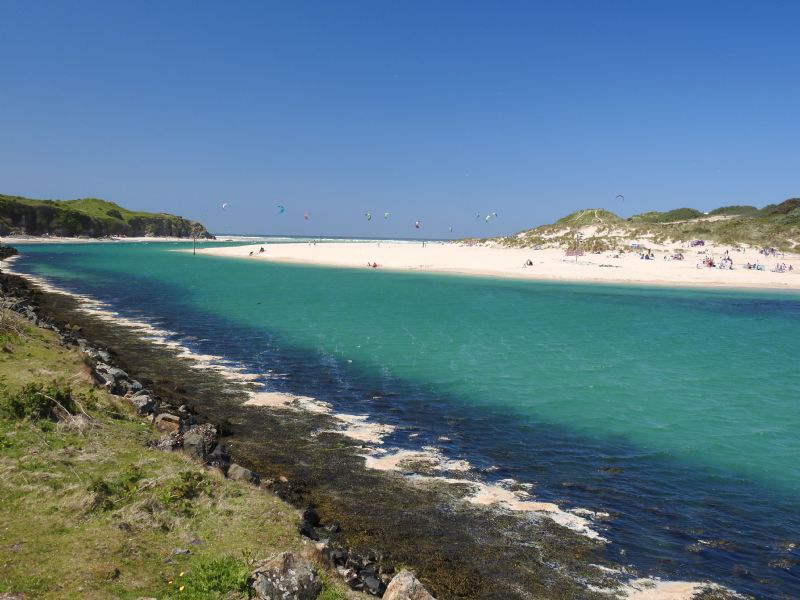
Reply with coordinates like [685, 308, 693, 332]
[186, 423, 217, 451]
[383, 570, 436, 600]
[228, 463, 259, 485]
[207, 443, 231, 470]
[363, 574, 385, 596]
[302, 506, 321, 527]
[154, 413, 181, 433]
[154, 431, 182, 451]
[250, 552, 322, 600]
[130, 394, 156, 415]
[182, 431, 207, 461]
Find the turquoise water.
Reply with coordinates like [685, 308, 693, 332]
[10, 242, 800, 597]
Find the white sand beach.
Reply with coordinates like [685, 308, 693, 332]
[192, 241, 800, 290]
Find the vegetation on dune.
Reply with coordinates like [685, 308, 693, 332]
[708, 205, 759, 217]
[555, 209, 623, 227]
[628, 208, 704, 223]
[484, 198, 800, 251]
[0, 310, 356, 600]
[0, 194, 213, 239]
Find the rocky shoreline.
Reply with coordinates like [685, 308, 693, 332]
[0, 254, 742, 600]
[0, 266, 431, 598]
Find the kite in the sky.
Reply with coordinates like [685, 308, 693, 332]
[449, 226, 453, 232]
[415, 220, 421, 229]
[384, 212, 390, 219]
[277, 205, 285, 214]
[304, 212, 310, 220]
[365, 212, 372, 221]
[221, 202, 229, 210]
[616, 194, 624, 202]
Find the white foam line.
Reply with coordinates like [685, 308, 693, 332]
[2, 260, 267, 392]
[362, 446, 607, 541]
[589, 576, 741, 600]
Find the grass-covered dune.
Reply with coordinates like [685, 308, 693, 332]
[0, 194, 213, 239]
[0, 310, 358, 599]
[490, 198, 800, 251]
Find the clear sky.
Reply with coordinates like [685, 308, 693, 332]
[2, 1, 798, 238]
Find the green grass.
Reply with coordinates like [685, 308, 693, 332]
[0, 311, 361, 599]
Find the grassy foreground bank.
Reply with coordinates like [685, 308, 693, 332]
[0, 310, 357, 600]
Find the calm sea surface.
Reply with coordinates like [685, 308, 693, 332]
[11, 241, 800, 598]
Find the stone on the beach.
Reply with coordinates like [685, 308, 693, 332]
[182, 431, 206, 461]
[302, 506, 321, 527]
[182, 423, 217, 461]
[228, 463, 259, 485]
[250, 552, 321, 600]
[154, 431, 182, 451]
[154, 413, 181, 433]
[363, 574, 385, 596]
[130, 394, 156, 415]
[383, 570, 436, 600]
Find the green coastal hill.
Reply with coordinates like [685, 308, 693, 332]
[487, 199, 800, 252]
[0, 194, 214, 239]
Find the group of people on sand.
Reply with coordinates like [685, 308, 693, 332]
[772, 263, 793, 273]
[639, 250, 655, 260]
[366, 261, 379, 268]
[248, 247, 266, 257]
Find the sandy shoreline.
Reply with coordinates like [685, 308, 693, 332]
[191, 241, 800, 290]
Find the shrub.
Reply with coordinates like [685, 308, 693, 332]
[87, 465, 144, 511]
[164, 555, 250, 600]
[160, 471, 213, 516]
[0, 381, 77, 421]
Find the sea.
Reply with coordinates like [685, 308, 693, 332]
[8, 239, 800, 598]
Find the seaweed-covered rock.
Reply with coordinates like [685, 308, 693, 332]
[250, 552, 321, 600]
[384, 570, 436, 600]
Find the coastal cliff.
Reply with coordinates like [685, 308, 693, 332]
[0, 194, 214, 239]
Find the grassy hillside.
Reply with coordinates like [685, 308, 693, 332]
[488, 198, 800, 251]
[0, 310, 355, 599]
[0, 194, 213, 239]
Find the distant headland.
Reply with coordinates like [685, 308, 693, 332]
[0, 194, 214, 239]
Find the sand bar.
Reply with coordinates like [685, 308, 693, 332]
[192, 241, 800, 290]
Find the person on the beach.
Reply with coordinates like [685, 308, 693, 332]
[259, 247, 265, 253]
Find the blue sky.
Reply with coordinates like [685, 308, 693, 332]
[1, 1, 798, 238]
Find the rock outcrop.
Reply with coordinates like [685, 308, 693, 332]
[383, 570, 436, 600]
[250, 552, 322, 600]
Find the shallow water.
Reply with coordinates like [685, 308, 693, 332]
[10, 241, 800, 598]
